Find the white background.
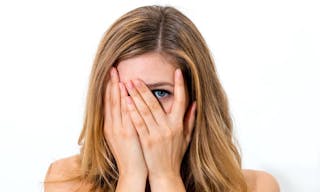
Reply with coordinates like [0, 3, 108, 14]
[0, 0, 319, 191]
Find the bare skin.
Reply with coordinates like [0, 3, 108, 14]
[44, 155, 280, 192]
[108, 52, 196, 191]
[44, 52, 280, 192]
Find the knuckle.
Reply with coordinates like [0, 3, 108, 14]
[144, 138, 154, 148]
[113, 129, 135, 139]
[152, 134, 162, 143]
[155, 128, 173, 140]
[121, 129, 135, 138]
[164, 129, 174, 139]
[135, 118, 145, 128]
[139, 85, 148, 94]
[149, 100, 160, 111]
[140, 107, 149, 116]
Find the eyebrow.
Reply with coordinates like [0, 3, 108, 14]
[146, 82, 174, 89]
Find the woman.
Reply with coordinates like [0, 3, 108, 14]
[44, 5, 279, 192]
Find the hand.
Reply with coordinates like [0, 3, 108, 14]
[104, 67, 147, 182]
[124, 69, 197, 184]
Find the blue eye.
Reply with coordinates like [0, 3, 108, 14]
[152, 89, 170, 100]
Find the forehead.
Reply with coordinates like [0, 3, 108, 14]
[116, 52, 177, 83]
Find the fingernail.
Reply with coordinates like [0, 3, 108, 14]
[110, 67, 115, 76]
[176, 68, 182, 78]
[126, 80, 134, 90]
[133, 79, 141, 87]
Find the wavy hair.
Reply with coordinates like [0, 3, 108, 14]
[77, 5, 247, 192]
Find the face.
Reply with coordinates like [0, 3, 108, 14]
[116, 52, 183, 113]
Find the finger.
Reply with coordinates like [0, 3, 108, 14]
[184, 101, 197, 143]
[119, 82, 133, 131]
[125, 95, 149, 138]
[125, 80, 158, 134]
[104, 79, 112, 137]
[132, 79, 166, 126]
[110, 67, 122, 129]
[119, 82, 128, 113]
[171, 68, 187, 120]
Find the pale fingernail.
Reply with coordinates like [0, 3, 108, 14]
[177, 68, 182, 77]
[133, 79, 141, 87]
[126, 80, 134, 90]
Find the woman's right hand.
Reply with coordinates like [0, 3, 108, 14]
[104, 67, 147, 191]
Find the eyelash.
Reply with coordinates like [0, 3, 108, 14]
[151, 89, 172, 100]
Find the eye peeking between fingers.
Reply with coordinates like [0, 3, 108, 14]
[151, 89, 172, 101]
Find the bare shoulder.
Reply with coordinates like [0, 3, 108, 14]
[46, 154, 81, 176]
[242, 169, 280, 192]
[44, 154, 91, 192]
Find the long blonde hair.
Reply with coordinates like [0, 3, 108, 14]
[78, 5, 247, 192]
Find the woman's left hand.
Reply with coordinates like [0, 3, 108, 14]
[124, 69, 197, 190]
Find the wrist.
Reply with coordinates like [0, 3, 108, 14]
[148, 173, 185, 192]
[116, 173, 147, 192]
[118, 166, 148, 178]
[119, 171, 147, 181]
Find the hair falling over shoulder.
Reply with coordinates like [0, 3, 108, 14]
[77, 5, 248, 192]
